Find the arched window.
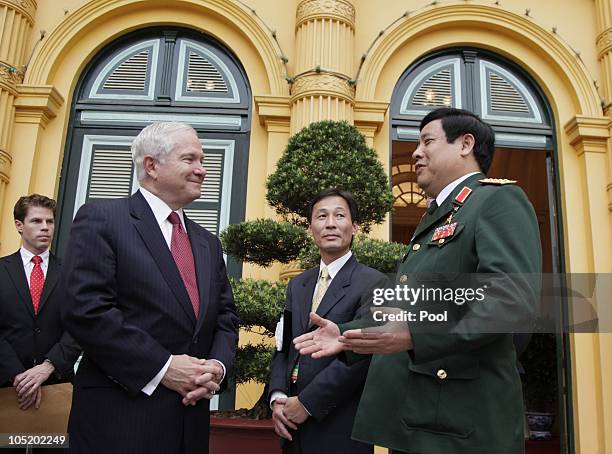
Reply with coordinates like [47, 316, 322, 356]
[56, 28, 251, 266]
[392, 49, 552, 148]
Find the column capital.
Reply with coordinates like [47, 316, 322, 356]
[0, 149, 11, 184]
[597, 27, 612, 59]
[0, 0, 37, 25]
[565, 115, 610, 156]
[254, 95, 291, 132]
[296, 0, 354, 29]
[354, 100, 388, 134]
[14, 84, 64, 128]
[0, 64, 23, 94]
[291, 73, 355, 103]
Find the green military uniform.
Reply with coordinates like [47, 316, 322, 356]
[344, 172, 542, 454]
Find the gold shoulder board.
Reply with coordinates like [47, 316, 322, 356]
[478, 178, 517, 185]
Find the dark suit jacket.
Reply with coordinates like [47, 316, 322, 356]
[344, 173, 542, 454]
[60, 191, 239, 454]
[269, 255, 385, 454]
[0, 251, 80, 387]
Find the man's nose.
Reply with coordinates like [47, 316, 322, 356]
[324, 216, 337, 228]
[412, 145, 423, 160]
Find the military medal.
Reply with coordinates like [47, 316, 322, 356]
[431, 222, 458, 241]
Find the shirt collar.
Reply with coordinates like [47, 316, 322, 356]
[319, 250, 352, 280]
[20, 246, 50, 267]
[139, 187, 185, 229]
[435, 172, 480, 207]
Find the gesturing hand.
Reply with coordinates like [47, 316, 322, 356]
[293, 313, 343, 358]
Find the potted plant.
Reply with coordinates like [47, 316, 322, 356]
[211, 121, 396, 454]
[521, 332, 559, 441]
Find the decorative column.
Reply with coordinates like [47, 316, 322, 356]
[595, 0, 612, 215]
[565, 114, 612, 454]
[0, 0, 36, 228]
[291, 0, 355, 134]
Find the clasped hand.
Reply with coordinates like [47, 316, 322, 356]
[161, 354, 223, 406]
[13, 361, 55, 410]
[272, 396, 309, 441]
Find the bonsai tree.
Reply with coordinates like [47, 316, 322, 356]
[219, 120, 396, 418]
[266, 120, 393, 232]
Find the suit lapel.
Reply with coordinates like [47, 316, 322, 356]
[38, 254, 59, 313]
[130, 192, 196, 327]
[5, 251, 35, 318]
[187, 216, 211, 335]
[299, 269, 318, 333]
[314, 255, 357, 320]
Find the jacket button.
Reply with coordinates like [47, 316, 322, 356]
[193, 336, 198, 344]
[437, 369, 448, 380]
[412, 244, 421, 251]
[34, 327, 41, 334]
[399, 274, 408, 283]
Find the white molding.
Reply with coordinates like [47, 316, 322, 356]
[495, 133, 547, 146]
[89, 39, 160, 101]
[175, 39, 240, 104]
[400, 58, 462, 115]
[80, 111, 241, 129]
[479, 60, 542, 124]
[75, 135, 136, 217]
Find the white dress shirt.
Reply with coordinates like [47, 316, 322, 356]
[270, 250, 353, 410]
[138, 187, 225, 395]
[20, 247, 50, 284]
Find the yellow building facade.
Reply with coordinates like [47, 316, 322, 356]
[0, 0, 610, 452]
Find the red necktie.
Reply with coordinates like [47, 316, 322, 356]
[168, 212, 199, 318]
[30, 256, 44, 314]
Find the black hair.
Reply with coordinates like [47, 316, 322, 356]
[420, 107, 495, 173]
[306, 188, 359, 224]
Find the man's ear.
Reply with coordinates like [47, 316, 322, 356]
[351, 223, 359, 237]
[15, 220, 23, 235]
[459, 133, 475, 156]
[307, 224, 313, 237]
[143, 155, 157, 179]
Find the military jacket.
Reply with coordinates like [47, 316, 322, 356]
[346, 172, 542, 454]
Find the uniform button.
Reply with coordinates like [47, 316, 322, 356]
[193, 336, 199, 344]
[412, 244, 421, 251]
[439, 238, 445, 244]
[34, 327, 41, 334]
[399, 274, 408, 283]
[437, 369, 447, 380]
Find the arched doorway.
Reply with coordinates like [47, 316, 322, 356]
[390, 48, 568, 452]
[55, 27, 251, 280]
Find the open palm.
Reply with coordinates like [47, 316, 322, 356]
[293, 313, 344, 358]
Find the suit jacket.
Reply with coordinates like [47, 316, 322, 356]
[0, 251, 80, 387]
[269, 255, 386, 454]
[345, 173, 542, 454]
[60, 191, 239, 454]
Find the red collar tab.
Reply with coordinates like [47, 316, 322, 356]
[454, 186, 472, 205]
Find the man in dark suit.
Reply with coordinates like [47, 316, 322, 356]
[296, 108, 542, 453]
[0, 194, 81, 451]
[61, 122, 239, 454]
[269, 189, 386, 454]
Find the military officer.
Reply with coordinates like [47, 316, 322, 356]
[294, 107, 542, 454]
